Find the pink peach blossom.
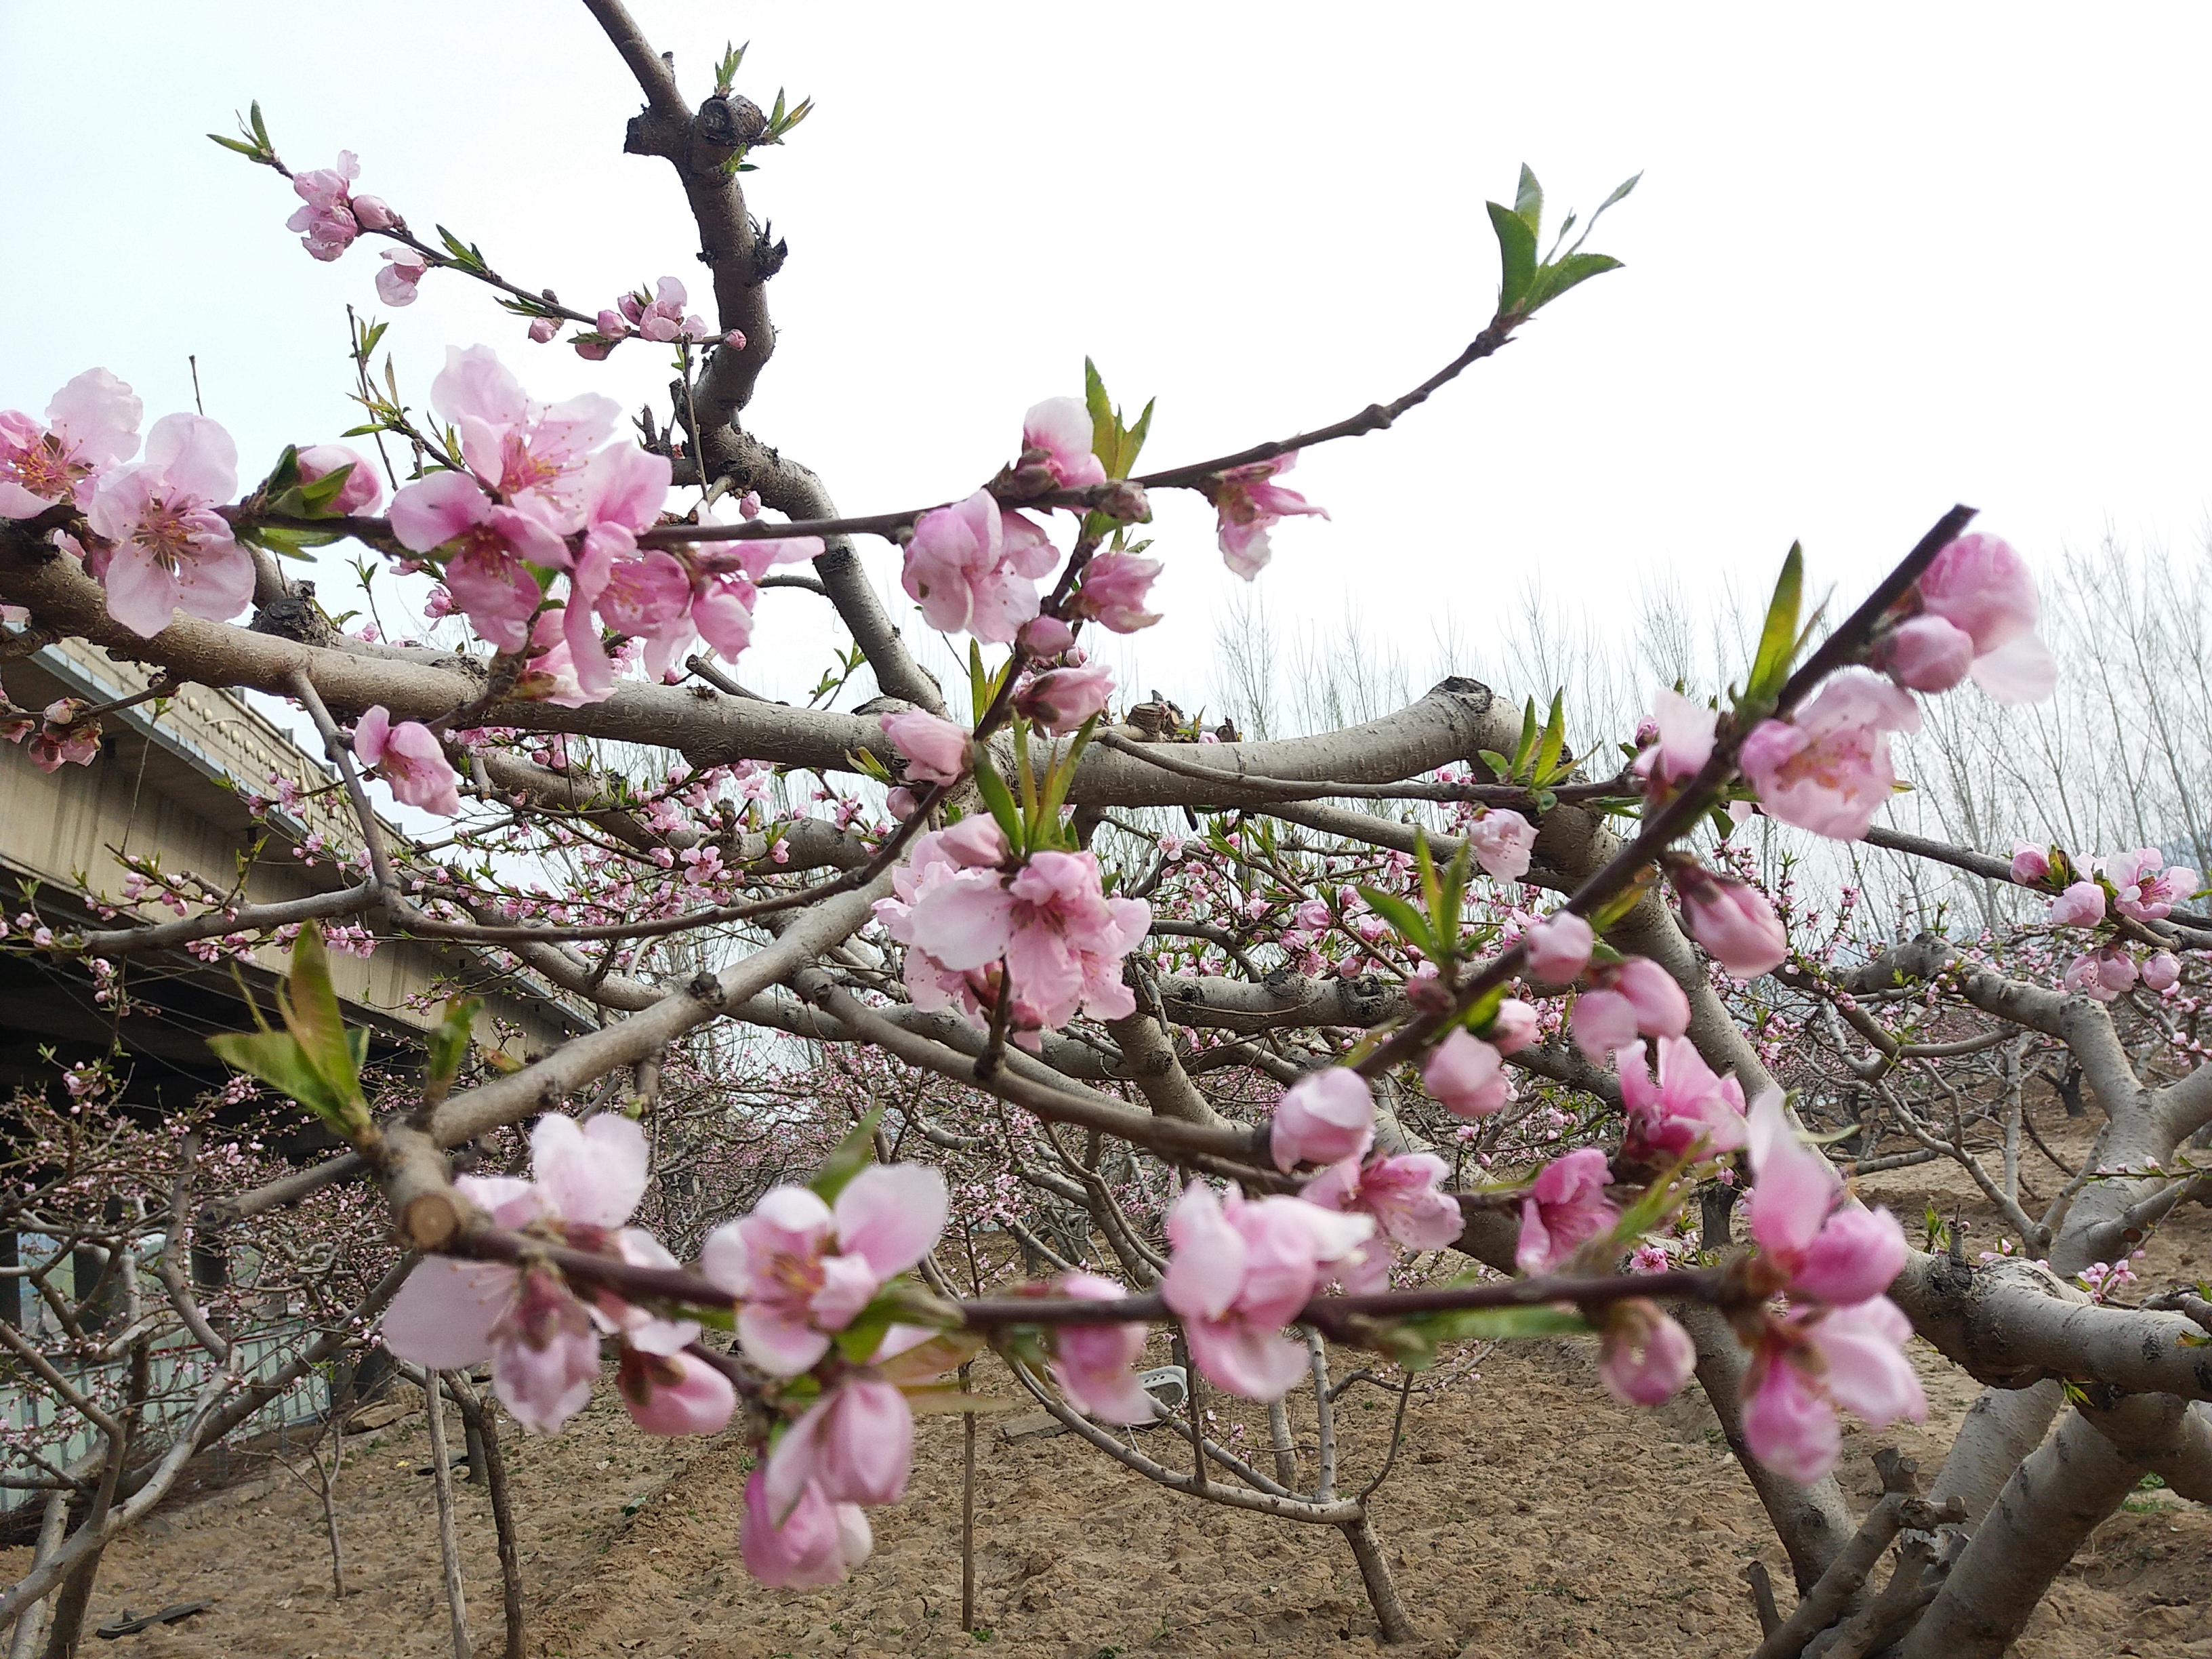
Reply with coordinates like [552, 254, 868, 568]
[294, 444, 384, 515]
[1523, 911, 1594, 983]
[1916, 533, 2057, 703]
[765, 1376, 913, 1518]
[382, 1112, 674, 1433]
[2107, 848, 2198, 922]
[1021, 397, 1107, 490]
[1423, 1029, 1515, 1119]
[1738, 670, 1919, 841]
[1877, 614, 1975, 693]
[1016, 662, 1115, 735]
[901, 491, 1059, 642]
[1676, 871, 1788, 978]
[1160, 1182, 1374, 1398]
[899, 848, 1150, 1032]
[354, 705, 462, 816]
[1487, 998, 1540, 1054]
[1616, 1037, 1748, 1162]
[1303, 1151, 1462, 1251]
[1467, 808, 1536, 881]
[1071, 550, 1163, 633]
[1746, 1089, 1905, 1305]
[1633, 689, 1717, 787]
[287, 152, 362, 260]
[2144, 951, 2182, 992]
[740, 1467, 872, 1588]
[880, 710, 971, 785]
[376, 246, 428, 306]
[1269, 1069, 1376, 1171]
[2009, 841, 2051, 885]
[0, 369, 142, 518]
[1208, 451, 1327, 579]
[1571, 957, 1690, 1062]
[1018, 614, 1076, 657]
[430, 344, 619, 533]
[616, 1347, 736, 1435]
[85, 413, 254, 637]
[1742, 1297, 1925, 1484]
[2046, 880, 2106, 928]
[1597, 1298, 1696, 1405]
[699, 1164, 949, 1376]
[1048, 1273, 1156, 1424]
[1515, 1147, 1618, 1273]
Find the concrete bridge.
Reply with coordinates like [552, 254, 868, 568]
[0, 632, 590, 1111]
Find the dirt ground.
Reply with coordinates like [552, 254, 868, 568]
[9, 1106, 2208, 1659]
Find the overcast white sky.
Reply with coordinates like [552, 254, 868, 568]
[5, 2, 2209, 731]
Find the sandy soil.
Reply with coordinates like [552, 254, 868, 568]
[9, 1107, 2208, 1659]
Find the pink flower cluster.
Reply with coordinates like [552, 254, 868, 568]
[1615, 1036, 1749, 1165]
[285, 151, 395, 263]
[901, 491, 1060, 643]
[383, 1113, 731, 1435]
[874, 819, 1151, 1040]
[1160, 1181, 1376, 1397]
[1739, 1090, 1923, 1481]
[574, 277, 726, 359]
[1881, 532, 2056, 704]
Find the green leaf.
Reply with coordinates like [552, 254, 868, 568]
[1477, 749, 1513, 782]
[1120, 398, 1155, 478]
[1745, 543, 1806, 707]
[1513, 164, 1544, 233]
[1595, 171, 1641, 215]
[1356, 886, 1437, 960]
[1399, 1302, 1589, 1364]
[1415, 830, 1443, 926]
[1084, 358, 1113, 467]
[808, 1103, 887, 1205]
[275, 921, 361, 1111]
[208, 134, 262, 157]
[1509, 698, 1540, 777]
[970, 755, 1027, 855]
[968, 640, 991, 728]
[832, 1297, 897, 1365]
[205, 1030, 352, 1132]
[423, 996, 480, 1106]
[1532, 690, 1566, 784]
[1487, 201, 1538, 316]
[1033, 715, 1099, 842]
[1520, 253, 1624, 316]
[1460, 981, 1507, 1036]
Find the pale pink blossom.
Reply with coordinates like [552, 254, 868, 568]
[1021, 397, 1107, 490]
[872, 819, 1015, 1017]
[2064, 947, 2135, 1001]
[85, 413, 254, 637]
[740, 1467, 872, 1588]
[0, 369, 142, 518]
[1016, 662, 1115, 735]
[1877, 613, 1975, 693]
[556, 444, 684, 693]
[1571, 957, 1691, 1062]
[623, 276, 717, 345]
[2009, 840, 2051, 885]
[430, 344, 619, 533]
[1738, 671, 1919, 841]
[24, 701, 100, 772]
[1070, 550, 1163, 633]
[1423, 1029, 1515, 1119]
[1269, 1069, 1376, 1171]
[1676, 870, 1788, 978]
[1160, 1182, 1375, 1398]
[354, 705, 462, 816]
[1208, 452, 1327, 579]
[1515, 1147, 1618, 1273]
[899, 847, 1150, 1032]
[352, 194, 396, 231]
[287, 152, 362, 260]
[1048, 1273, 1155, 1424]
[1616, 1037, 1748, 1162]
[1633, 689, 1717, 787]
[2046, 880, 2106, 928]
[1597, 1298, 1696, 1406]
[382, 1113, 673, 1433]
[615, 1348, 736, 1435]
[901, 491, 1059, 642]
[1487, 998, 1540, 1054]
[699, 1164, 949, 1376]
[1523, 911, 1595, 983]
[1467, 808, 1536, 881]
[527, 317, 557, 345]
[765, 1376, 913, 1518]
[294, 444, 384, 515]
[2107, 848, 2198, 922]
[880, 710, 970, 785]
[1019, 614, 1076, 657]
[376, 246, 429, 306]
[1738, 1088, 1923, 1481]
[2144, 951, 2182, 992]
[1303, 1150, 1462, 1251]
[1917, 532, 2055, 702]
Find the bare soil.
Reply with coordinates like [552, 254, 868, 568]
[9, 1107, 2207, 1659]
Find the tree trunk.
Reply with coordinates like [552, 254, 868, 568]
[7, 1492, 67, 1659]
[424, 1373, 471, 1659]
[1338, 1513, 1415, 1644]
